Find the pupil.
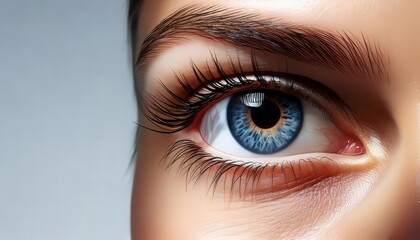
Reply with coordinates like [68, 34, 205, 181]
[250, 99, 281, 129]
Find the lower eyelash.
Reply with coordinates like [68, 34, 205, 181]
[161, 139, 341, 199]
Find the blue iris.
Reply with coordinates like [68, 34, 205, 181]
[227, 90, 303, 154]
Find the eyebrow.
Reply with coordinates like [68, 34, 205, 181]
[135, 5, 388, 84]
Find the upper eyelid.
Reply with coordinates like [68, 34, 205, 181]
[135, 4, 389, 88]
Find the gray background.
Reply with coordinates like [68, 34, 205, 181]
[0, 0, 136, 239]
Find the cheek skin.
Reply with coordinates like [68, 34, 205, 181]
[132, 129, 379, 240]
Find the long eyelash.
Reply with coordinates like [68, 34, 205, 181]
[161, 139, 337, 199]
[140, 53, 279, 133]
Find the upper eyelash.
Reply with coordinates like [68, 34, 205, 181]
[140, 53, 296, 133]
[140, 51, 360, 141]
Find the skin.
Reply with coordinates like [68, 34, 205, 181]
[131, 0, 420, 239]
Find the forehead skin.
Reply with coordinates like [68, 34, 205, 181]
[133, 0, 420, 239]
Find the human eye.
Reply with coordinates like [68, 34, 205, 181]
[202, 84, 363, 157]
[140, 52, 377, 199]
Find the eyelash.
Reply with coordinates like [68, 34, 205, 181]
[161, 139, 340, 199]
[141, 55, 255, 133]
[140, 53, 360, 198]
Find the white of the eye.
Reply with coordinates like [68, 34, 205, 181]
[200, 96, 342, 161]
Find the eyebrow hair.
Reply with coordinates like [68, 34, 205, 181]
[135, 5, 388, 84]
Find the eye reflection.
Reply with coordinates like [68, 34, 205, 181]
[227, 90, 303, 154]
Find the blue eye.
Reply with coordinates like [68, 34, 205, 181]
[200, 79, 354, 158]
[226, 90, 303, 154]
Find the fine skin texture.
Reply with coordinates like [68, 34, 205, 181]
[131, 0, 420, 239]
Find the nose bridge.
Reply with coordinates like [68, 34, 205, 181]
[411, 80, 420, 173]
[417, 92, 420, 201]
[402, 99, 419, 198]
[417, 102, 420, 169]
[388, 0, 420, 172]
[376, 78, 420, 238]
[396, 76, 420, 216]
[393, 79, 419, 188]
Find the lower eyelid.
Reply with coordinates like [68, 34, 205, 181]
[202, 141, 374, 171]
[215, 157, 340, 197]
[162, 137, 375, 199]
